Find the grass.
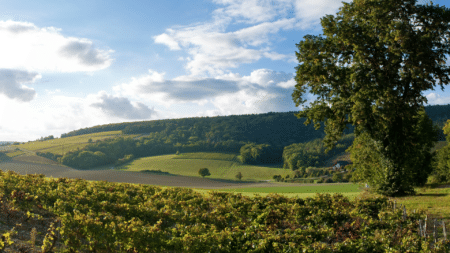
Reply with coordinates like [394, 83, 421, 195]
[4, 150, 25, 158]
[18, 131, 138, 155]
[215, 183, 361, 193]
[172, 152, 238, 161]
[109, 153, 294, 181]
[365, 186, 450, 220]
[194, 189, 363, 199]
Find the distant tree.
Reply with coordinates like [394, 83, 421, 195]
[198, 168, 211, 178]
[88, 138, 93, 143]
[292, 0, 450, 196]
[273, 175, 282, 182]
[235, 172, 243, 181]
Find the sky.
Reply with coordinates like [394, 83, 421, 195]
[0, 0, 448, 142]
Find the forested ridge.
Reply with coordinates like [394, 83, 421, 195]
[50, 104, 450, 170]
[61, 104, 449, 143]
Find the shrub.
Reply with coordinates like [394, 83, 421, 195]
[199, 168, 211, 178]
[235, 172, 243, 181]
[273, 175, 282, 182]
[324, 178, 334, 183]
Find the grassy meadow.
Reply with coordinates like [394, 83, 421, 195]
[109, 152, 294, 181]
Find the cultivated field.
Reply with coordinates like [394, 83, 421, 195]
[17, 131, 138, 155]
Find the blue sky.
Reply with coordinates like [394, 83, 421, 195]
[0, 0, 448, 141]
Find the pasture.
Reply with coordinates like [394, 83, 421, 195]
[111, 152, 294, 181]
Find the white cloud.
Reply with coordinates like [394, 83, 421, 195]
[425, 92, 450, 105]
[113, 69, 242, 106]
[0, 69, 40, 101]
[91, 91, 156, 120]
[154, 33, 181, 50]
[115, 68, 299, 114]
[277, 78, 296, 88]
[294, 0, 350, 29]
[0, 94, 105, 141]
[242, 68, 293, 88]
[0, 20, 113, 73]
[155, 18, 296, 76]
[0, 90, 159, 141]
[153, 0, 348, 76]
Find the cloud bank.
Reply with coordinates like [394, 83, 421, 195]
[114, 68, 297, 114]
[154, 0, 348, 76]
[0, 20, 113, 73]
[0, 69, 40, 102]
[91, 92, 156, 120]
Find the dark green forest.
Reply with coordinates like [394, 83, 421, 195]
[53, 104, 450, 170]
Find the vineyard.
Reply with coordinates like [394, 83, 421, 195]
[1, 170, 449, 252]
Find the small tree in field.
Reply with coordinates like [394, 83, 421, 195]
[235, 172, 243, 181]
[198, 168, 211, 178]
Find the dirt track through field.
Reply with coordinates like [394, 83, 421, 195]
[0, 161, 279, 189]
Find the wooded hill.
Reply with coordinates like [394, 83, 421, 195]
[61, 103, 450, 144]
[53, 104, 450, 170]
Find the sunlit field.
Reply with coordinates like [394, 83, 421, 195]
[110, 153, 294, 181]
[18, 131, 138, 155]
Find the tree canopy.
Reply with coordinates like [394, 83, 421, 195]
[292, 0, 450, 196]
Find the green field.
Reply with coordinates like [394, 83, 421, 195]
[111, 152, 293, 181]
[172, 152, 239, 161]
[216, 183, 361, 193]
[18, 131, 138, 155]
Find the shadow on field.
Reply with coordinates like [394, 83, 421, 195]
[140, 169, 174, 176]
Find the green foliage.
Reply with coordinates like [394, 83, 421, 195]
[239, 142, 283, 165]
[38, 135, 54, 141]
[431, 119, 450, 183]
[346, 107, 439, 196]
[36, 151, 62, 162]
[305, 167, 330, 178]
[292, 0, 450, 196]
[115, 154, 134, 166]
[62, 150, 108, 169]
[324, 178, 333, 183]
[198, 168, 211, 178]
[332, 173, 344, 183]
[1, 170, 449, 252]
[273, 175, 283, 182]
[283, 134, 354, 171]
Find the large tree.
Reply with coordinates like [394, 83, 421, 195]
[292, 0, 450, 196]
